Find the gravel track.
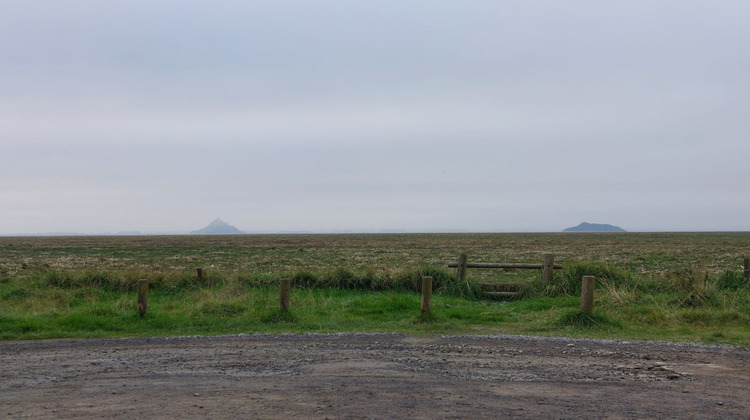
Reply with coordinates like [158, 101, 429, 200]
[2, 333, 749, 419]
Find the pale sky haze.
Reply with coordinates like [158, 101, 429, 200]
[2, 1, 749, 234]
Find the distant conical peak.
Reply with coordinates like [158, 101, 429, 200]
[191, 218, 242, 234]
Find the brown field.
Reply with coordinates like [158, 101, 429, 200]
[2, 232, 749, 283]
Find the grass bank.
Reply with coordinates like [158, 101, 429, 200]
[2, 261, 749, 345]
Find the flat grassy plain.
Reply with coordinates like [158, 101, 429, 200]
[1, 232, 749, 344]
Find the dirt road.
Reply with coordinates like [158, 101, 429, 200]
[1, 333, 748, 419]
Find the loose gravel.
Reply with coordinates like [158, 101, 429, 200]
[2, 333, 749, 419]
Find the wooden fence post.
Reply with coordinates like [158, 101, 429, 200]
[581, 276, 594, 313]
[421, 276, 433, 314]
[457, 253, 468, 282]
[279, 278, 290, 312]
[541, 254, 555, 283]
[137, 279, 149, 317]
[197, 268, 204, 284]
[744, 258, 749, 281]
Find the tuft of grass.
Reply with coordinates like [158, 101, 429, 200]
[665, 267, 719, 308]
[261, 310, 297, 324]
[677, 309, 747, 326]
[716, 270, 749, 291]
[252, 267, 480, 299]
[415, 266, 481, 299]
[667, 267, 709, 292]
[415, 311, 439, 324]
[524, 263, 631, 298]
[557, 310, 622, 330]
[621, 305, 669, 325]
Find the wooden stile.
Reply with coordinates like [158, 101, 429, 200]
[448, 262, 563, 269]
[450, 254, 561, 296]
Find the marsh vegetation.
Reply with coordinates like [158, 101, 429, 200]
[1, 233, 748, 344]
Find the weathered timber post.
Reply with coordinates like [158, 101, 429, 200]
[581, 276, 595, 313]
[541, 254, 555, 283]
[744, 258, 749, 281]
[279, 278, 291, 312]
[196, 268, 204, 284]
[421, 276, 433, 314]
[137, 279, 149, 317]
[457, 253, 468, 282]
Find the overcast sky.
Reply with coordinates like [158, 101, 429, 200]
[2, 1, 749, 234]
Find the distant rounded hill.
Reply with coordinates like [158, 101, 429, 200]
[563, 222, 627, 232]
[191, 218, 243, 234]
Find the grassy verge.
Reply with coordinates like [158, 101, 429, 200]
[2, 264, 749, 345]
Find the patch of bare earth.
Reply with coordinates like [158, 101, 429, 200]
[1, 334, 748, 419]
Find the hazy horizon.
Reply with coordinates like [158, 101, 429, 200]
[2, 218, 747, 236]
[3, 1, 749, 235]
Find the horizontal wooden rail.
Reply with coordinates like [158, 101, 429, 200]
[453, 253, 558, 285]
[448, 262, 563, 269]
